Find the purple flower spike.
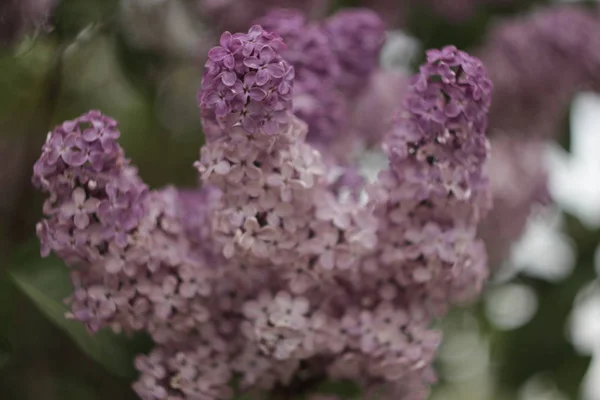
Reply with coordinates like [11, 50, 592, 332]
[387, 45, 492, 171]
[32, 110, 148, 269]
[199, 25, 294, 141]
[371, 47, 493, 311]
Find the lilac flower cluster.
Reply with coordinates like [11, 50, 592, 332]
[198, 25, 294, 142]
[258, 7, 386, 97]
[390, 46, 492, 169]
[33, 27, 493, 400]
[33, 111, 148, 265]
[374, 45, 493, 314]
[256, 8, 389, 163]
[32, 111, 222, 344]
[480, 5, 600, 140]
[476, 6, 600, 264]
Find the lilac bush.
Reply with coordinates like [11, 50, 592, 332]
[32, 23, 493, 400]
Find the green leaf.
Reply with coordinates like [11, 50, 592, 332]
[9, 244, 149, 379]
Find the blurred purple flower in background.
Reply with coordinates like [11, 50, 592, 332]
[479, 136, 549, 266]
[256, 7, 395, 167]
[480, 5, 600, 140]
[0, 0, 56, 46]
[476, 5, 600, 264]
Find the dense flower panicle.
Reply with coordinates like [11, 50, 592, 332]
[387, 45, 492, 192]
[33, 111, 148, 262]
[322, 9, 386, 96]
[195, 28, 444, 397]
[368, 45, 493, 313]
[75, 186, 221, 342]
[323, 301, 442, 383]
[33, 111, 220, 342]
[479, 6, 600, 139]
[198, 25, 294, 142]
[195, 115, 376, 277]
[35, 30, 493, 400]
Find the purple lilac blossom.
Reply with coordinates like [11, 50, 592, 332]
[256, 9, 341, 92]
[32, 111, 219, 344]
[256, 9, 348, 153]
[197, 31, 450, 398]
[475, 6, 600, 265]
[198, 25, 294, 142]
[372, 45, 493, 314]
[256, 8, 388, 162]
[480, 5, 600, 140]
[34, 30, 493, 400]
